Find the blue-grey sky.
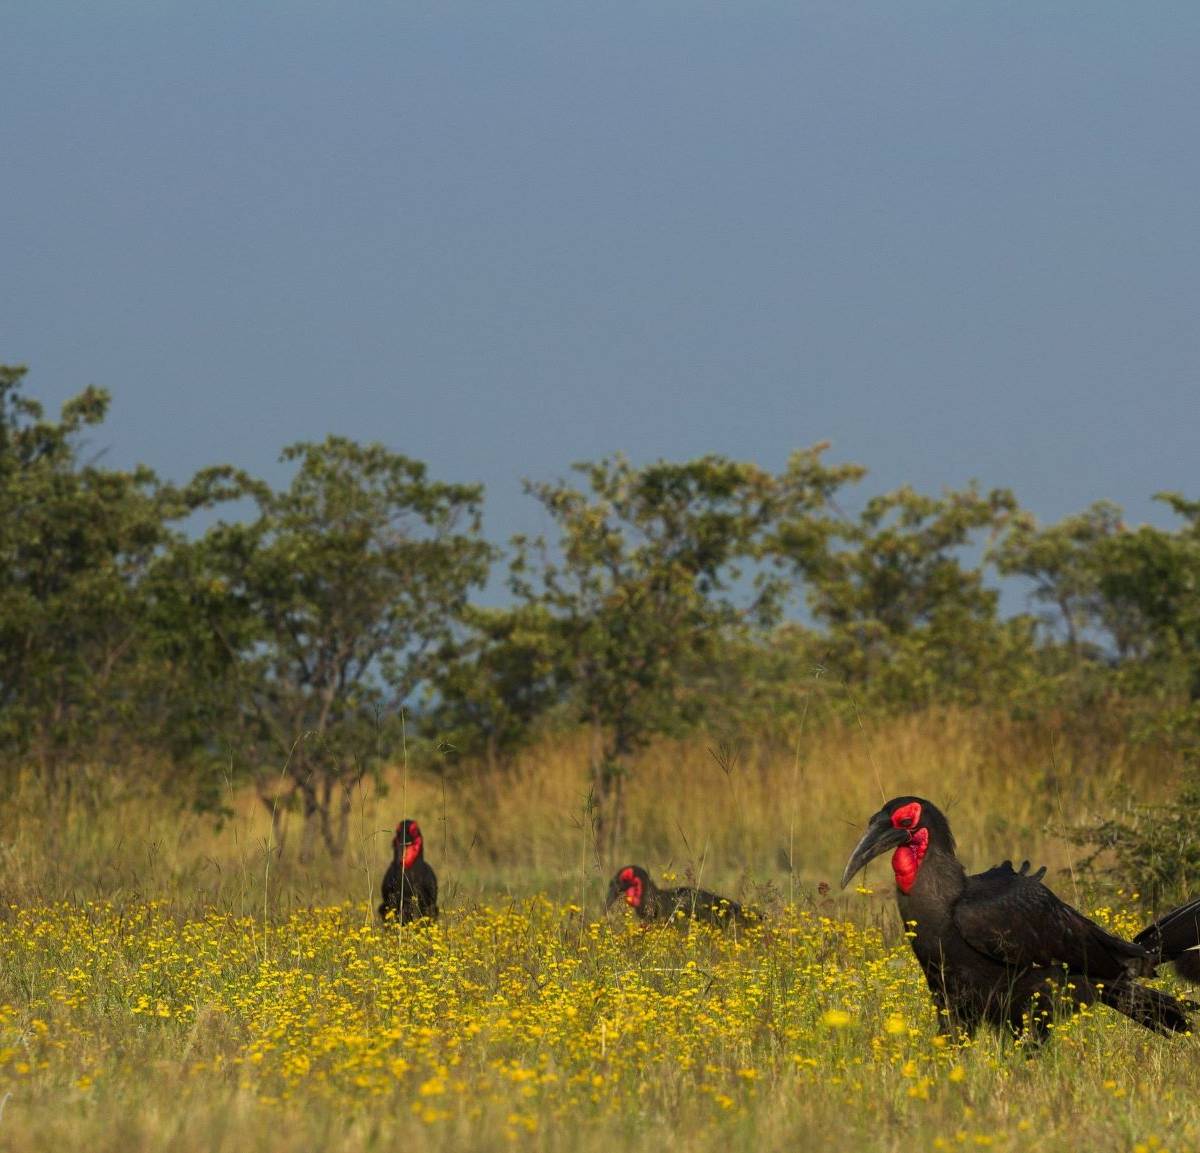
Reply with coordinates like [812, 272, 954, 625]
[6, 3, 1199, 564]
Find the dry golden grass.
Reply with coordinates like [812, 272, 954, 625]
[4, 707, 1177, 912]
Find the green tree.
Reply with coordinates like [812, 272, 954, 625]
[0, 365, 194, 795]
[993, 501, 1135, 657]
[1094, 494, 1200, 700]
[780, 483, 1027, 708]
[513, 447, 860, 860]
[179, 437, 491, 859]
[425, 603, 567, 772]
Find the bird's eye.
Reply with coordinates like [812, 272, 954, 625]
[898, 816, 913, 828]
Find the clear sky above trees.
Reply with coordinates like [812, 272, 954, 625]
[5, 4, 1199, 563]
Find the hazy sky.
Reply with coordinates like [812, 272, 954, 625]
[6, 4, 1199, 563]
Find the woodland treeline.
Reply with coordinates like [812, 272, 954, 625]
[4, 365, 1199, 862]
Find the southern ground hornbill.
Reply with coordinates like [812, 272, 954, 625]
[1137, 896, 1200, 983]
[379, 818, 438, 924]
[841, 796, 1195, 1041]
[606, 865, 757, 929]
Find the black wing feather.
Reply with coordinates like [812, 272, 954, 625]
[955, 862, 1152, 979]
[664, 885, 756, 927]
[1016, 859, 1048, 882]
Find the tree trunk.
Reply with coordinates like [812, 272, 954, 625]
[298, 778, 321, 864]
[590, 756, 608, 866]
[333, 781, 354, 857]
[590, 724, 631, 867]
[610, 766, 624, 864]
[257, 788, 291, 855]
[316, 773, 355, 859]
[587, 716, 609, 865]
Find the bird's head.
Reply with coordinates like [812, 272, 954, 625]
[606, 865, 650, 910]
[393, 819, 424, 869]
[840, 797, 954, 894]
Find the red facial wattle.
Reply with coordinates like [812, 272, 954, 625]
[620, 867, 643, 908]
[400, 823, 423, 869]
[891, 829, 929, 893]
[888, 802, 927, 893]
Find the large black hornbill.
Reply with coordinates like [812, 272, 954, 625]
[841, 796, 1194, 1041]
[606, 865, 757, 929]
[379, 818, 438, 924]
[1136, 896, 1200, 984]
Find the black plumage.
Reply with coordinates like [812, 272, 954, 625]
[606, 864, 756, 929]
[841, 796, 1194, 1042]
[379, 818, 438, 924]
[1136, 895, 1200, 984]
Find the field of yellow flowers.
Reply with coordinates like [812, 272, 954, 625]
[3, 713, 1200, 1151]
[3, 892, 1200, 1153]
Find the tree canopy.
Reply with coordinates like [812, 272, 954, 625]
[5, 362, 1200, 864]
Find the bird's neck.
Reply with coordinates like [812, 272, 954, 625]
[639, 877, 665, 917]
[896, 847, 966, 932]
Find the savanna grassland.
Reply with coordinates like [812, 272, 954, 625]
[2, 711, 1198, 1153]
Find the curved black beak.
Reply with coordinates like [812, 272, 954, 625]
[605, 878, 621, 909]
[841, 812, 910, 889]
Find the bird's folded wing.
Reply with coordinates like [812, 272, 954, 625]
[955, 866, 1150, 977]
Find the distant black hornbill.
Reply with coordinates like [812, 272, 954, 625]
[606, 864, 756, 929]
[841, 796, 1194, 1041]
[379, 818, 438, 924]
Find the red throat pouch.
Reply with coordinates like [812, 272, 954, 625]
[891, 828, 929, 893]
[401, 834, 422, 870]
[622, 870, 644, 908]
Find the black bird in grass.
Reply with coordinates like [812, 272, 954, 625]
[841, 797, 1194, 1042]
[606, 864, 757, 929]
[379, 818, 438, 924]
[1136, 896, 1200, 984]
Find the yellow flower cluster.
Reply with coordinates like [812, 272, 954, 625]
[0, 894, 1195, 1148]
[0, 900, 940, 1110]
